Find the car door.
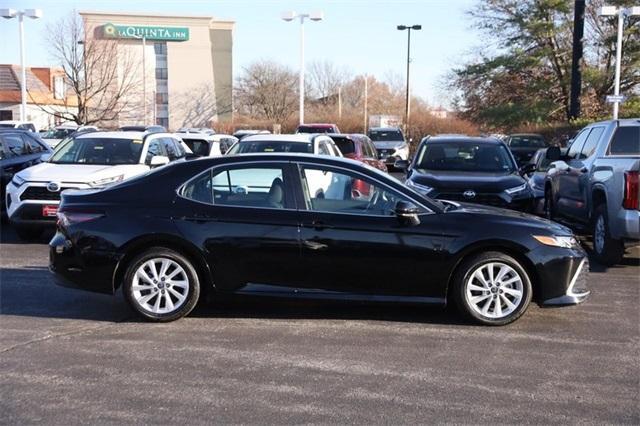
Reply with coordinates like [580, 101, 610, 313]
[173, 162, 303, 291]
[555, 128, 589, 218]
[294, 162, 445, 299]
[561, 127, 604, 220]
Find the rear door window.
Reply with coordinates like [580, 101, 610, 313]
[24, 135, 45, 153]
[145, 139, 165, 164]
[608, 126, 640, 155]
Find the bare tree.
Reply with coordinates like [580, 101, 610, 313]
[234, 60, 298, 122]
[307, 60, 351, 102]
[33, 12, 141, 126]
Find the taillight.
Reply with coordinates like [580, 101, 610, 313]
[56, 210, 104, 227]
[623, 171, 639, 210]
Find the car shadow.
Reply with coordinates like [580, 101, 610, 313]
[582, 240, 640, 273]
[0, 225, 55, 244]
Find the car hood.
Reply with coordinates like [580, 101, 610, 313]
[15, 162, 148, 183]
[411, 169, 525, 192]
[446, 201, 573, 235]
[372, 141, 405, 149]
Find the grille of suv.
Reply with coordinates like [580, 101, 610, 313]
[437, 192, 507, 207]
[20, 186, 75, 201]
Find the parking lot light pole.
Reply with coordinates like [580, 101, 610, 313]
[598, 5, 640, 119]
[397, 24, 421, 135]
[281, 11, 324, 125]
[1, 8, 43, 122]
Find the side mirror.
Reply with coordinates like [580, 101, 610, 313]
[545, 146, 561, 162]
[395, 200, 421, 226]
[554, 160, 570, 172]
[149, 155, 170, 167]
[519, 163, 536, 176]
[40, 153, 51, 162]
[394, 159, 410, 171]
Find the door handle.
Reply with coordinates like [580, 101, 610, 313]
[311, 220, 332, 231]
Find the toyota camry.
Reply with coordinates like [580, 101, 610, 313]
[49, 154, 589, 325]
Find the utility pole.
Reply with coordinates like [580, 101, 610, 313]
[363, 75, 368, 133]
[397, 25, 421, 135]
[569, 0, 585, 120]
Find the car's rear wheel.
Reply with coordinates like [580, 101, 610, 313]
[123, 248, 200, 322]
[453, 252, 532, 326]
[592, 204, 624, 266]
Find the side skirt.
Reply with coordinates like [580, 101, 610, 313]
[230, 283, 446, 305]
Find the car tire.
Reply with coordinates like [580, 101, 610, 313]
[453, 251, 533, 326]
[591, 204, 624, 266]
[14, 226, 43, 241]
[123, 247, 200, 322]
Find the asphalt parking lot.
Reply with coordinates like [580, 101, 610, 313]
[1, 225, 639, 424]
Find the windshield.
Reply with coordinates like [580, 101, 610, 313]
[49, 137, 144, 165]
[508, 135, 545, 148]
[227, 140, 313, 154]
[369, 130, 404, 142]
[182, 138, 211, 156]
[331, 137, 355, 155]
[415, 142, 516, 173]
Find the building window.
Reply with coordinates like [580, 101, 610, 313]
[53, 76, 65, 100]
[154, 42, 169, 127]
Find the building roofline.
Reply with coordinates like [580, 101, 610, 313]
[78, 10, 235, 24]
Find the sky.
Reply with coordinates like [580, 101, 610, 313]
[0, 0, 479, 107]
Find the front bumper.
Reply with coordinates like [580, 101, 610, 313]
[9, 204, 59, 227]
[529, 245, 590, 306]
[376, 146, 409, 165]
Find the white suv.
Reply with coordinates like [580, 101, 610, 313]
[225, 133, 342, 157]
[6, 131, 188, 240]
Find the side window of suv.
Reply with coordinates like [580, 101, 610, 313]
[578, 127, 604, 159]
[567, 129, 590, 160]
[318, 141, 331, 156]
[24, 135, 45, 153]
[161, 138, 178, 161]
[3, 134, 27, 157]
[145, 139, 164, 164]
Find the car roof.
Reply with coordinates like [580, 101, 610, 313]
[425, 135, 503, 144]
[369, 127, 402, 131]
[298, 123, 335, 127]
[586, 118, 640, 127]
[508, 133, 543, 137]
[76, 131, 148, 139]
[240, 133, 320, 143]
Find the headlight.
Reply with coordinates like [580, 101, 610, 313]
[406, 179, 434, 194]
[533, 235, 579, 248]
[88, 174, 124, 188]
[11, 174, 26, 187]
[505, 183, 528, 195]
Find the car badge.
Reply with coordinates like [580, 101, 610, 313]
[463, 190, 476, 199]
[47, 182, 60, 192]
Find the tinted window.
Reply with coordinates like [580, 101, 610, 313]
[162, 138, 178, 161]
[567, 129, 590, 159]
[182, 138, 210, 156]
[25, 135, 45, 153]
[579, 127, 604, 159]
[415, 142, 515, 173]
[297, 126, 333, 133]
[3, 134, 26, 157]
[332, 137, 356, 155]
[227, 141, 313, 154]
[369, 130, 404, 142]
[182, 167, 287, 209]
[508, 135, 545, 148]
[609, 126, 640, 155]
[301, 166, 416, 216]
[50, 137, 144, 165]
[145, 139, 164, 164]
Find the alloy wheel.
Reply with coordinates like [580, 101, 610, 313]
[131, 258, 190, 314]
[465, 262, 524, 319]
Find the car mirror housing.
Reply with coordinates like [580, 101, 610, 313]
[395, 200, 421, 226]
[149, 155, 170, 167]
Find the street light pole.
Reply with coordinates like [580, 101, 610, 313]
[397, 24, 421, 134]
[1, 8, 43, 122]
[599, 5, 640, 119]
[282, 11, 324, 125]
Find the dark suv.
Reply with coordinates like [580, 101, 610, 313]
[0, 129, 52, 215]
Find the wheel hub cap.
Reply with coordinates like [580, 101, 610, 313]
[132, 258, 189, 314]
[465, 262, 524, 319]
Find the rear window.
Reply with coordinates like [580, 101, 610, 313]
[182, 138, 210, 156]
[297, 126, 332, 134]
[331, 137, 355, 155]
[369, 130, 404, 142]
[508, 136, 545, 148]
[227, 140, 313, 154]
[609, 127, 640, 155]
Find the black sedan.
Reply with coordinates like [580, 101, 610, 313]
[398, 136, 536, 211]
[50, 154, 589, 325]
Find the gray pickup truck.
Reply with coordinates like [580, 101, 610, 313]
[544, 119, 639, 265]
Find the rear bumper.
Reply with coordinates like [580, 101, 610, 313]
[613, 208, 640, 241]
[49, 231, 120, 295]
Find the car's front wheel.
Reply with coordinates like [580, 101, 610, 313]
[123, 248, 200, 322]
[453, 252, 532, 326]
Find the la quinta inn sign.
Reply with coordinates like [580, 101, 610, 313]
[102, 23, 189, 41]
